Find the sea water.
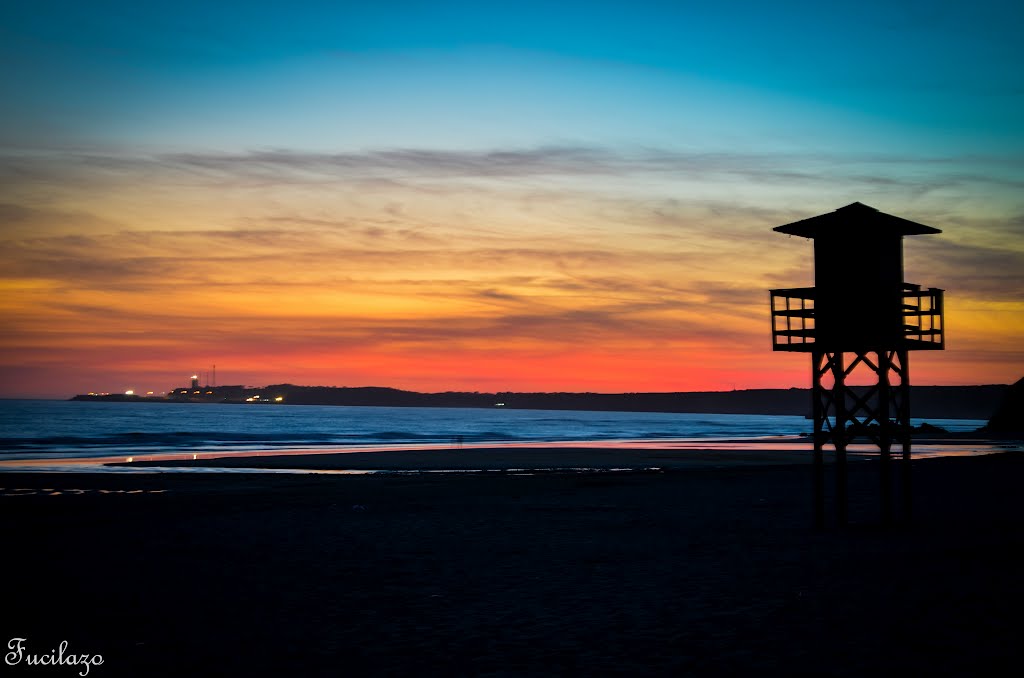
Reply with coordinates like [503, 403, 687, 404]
[0, 399, 985, 461]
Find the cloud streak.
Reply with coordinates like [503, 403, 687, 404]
[6, 145, 1022, 194]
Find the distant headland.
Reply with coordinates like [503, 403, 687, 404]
[70, 383, 1009, 420]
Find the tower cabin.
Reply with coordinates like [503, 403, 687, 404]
[769, 202, 945, 527]
[770, 202, 944, 353]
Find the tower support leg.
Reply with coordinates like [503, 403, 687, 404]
[812, 350, 826, 529]
[897, 349, 912, 523]
[878, 349, 894, 525]
[830, 352, 848, 527]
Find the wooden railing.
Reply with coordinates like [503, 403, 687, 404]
[770, 287, 816, 351]
[769, 285, 944, 351]
[902, 284, 944, 349]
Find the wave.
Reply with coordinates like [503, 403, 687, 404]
[0, 401, 832, 460]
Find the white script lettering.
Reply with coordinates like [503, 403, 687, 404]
[5, 637, 103, 676]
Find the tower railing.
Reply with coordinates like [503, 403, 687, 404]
[902, 284, 944, 350]
[769, 287, 816, 351]
[769, 284, 944, 351]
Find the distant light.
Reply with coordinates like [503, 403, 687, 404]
[125, 390, 134, 395]
[126, 457, 133, 463]
[245, 397, 254, 402]
[274, 396, 283, 402]
[146, 391, 154, 395]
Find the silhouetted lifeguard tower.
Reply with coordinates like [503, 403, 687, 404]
[769, 202, 944, 526]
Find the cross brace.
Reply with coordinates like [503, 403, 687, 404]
[811, 349, 912, 527]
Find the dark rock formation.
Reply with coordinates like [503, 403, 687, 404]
[983, 376, 1024, 435]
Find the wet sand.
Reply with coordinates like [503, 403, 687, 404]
[3, 450, 1024, 676]
[129, 443, 821, 471]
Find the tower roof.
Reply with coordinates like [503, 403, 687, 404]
[773, 202, 941, 238]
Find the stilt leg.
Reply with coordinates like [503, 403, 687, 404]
[832, 352, 848, 527]
[878, 350, 893, 525]
[899, 349, 912, 523]
[812, 350, 826, 529]
[813, 440, 824, 529]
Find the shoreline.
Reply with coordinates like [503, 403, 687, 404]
[0, 434, 1020, 474]
[121, 438, 1024, 472]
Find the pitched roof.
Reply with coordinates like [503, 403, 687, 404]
[774, 202, 942, 238]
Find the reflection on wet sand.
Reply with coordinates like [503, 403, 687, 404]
[0, 487, 169, 496]
[2, 436, 1018, 475]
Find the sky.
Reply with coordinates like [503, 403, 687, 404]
[1, 0, 1023, 398]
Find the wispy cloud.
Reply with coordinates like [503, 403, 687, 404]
[910, 238, 1024, 300]
[5, 145, 1021, 194]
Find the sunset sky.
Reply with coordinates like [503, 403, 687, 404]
[2, 0, 1023, 398]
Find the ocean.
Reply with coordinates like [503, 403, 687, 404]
[0, 399, 986, 461]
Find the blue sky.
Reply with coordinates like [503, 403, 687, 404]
[3, 0, 1022, 152]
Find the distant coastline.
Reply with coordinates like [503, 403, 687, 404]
[70, 383, 1008, 420]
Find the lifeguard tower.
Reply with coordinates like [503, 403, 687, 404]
[769, 202, 944, 526]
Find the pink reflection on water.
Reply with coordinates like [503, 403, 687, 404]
[0, 436, 1019, 473]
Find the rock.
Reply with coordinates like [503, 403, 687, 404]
[983, 376, 1024, 435]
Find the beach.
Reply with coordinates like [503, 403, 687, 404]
[3, 446, 1023, 677]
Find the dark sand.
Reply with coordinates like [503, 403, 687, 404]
[3, 450, 1024, 676]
